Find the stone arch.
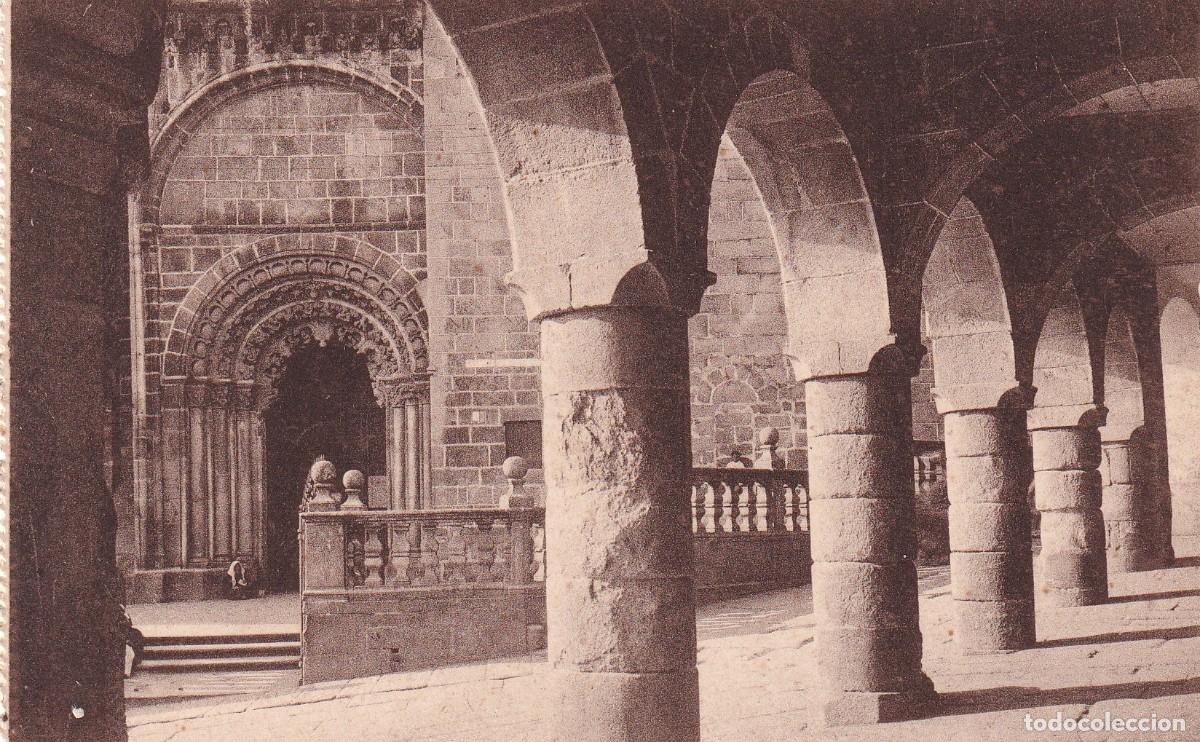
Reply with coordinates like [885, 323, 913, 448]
[920, 196, 1019, 410]
[900, 67, 1200, 319]
[142, 60, 423, 224]
[156, 234, 432, 571]
[723, 69, 895, 379]
[423, 4, 654, 319]
[1161, 296, 1200, 554]
[164, 233, 427, 404]
[1101, 306, 1145, 442]
[1032, 279, 1098, 414]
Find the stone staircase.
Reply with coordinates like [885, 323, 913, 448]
[140, 630, 301, 673]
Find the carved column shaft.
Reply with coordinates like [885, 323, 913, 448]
[541, 306, 700, 742]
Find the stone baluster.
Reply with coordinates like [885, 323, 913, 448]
[388, 521, 410, 585]
[532, 524, 546, 582]
[712, 479, 726, 533]
[406, 521, 424, 584]
[363, 524, 384, 588]
[492, 516, 511, 582]
[502, 457, 535, 584]
[693, 480, 707, 534]
[420, 522, 440, 584]
[729, 478, 742, 532]
[341, 470, 366, 511]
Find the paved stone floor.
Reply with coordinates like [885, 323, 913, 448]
[128, 559, 1200, 741]
[127, 593, 301, 633]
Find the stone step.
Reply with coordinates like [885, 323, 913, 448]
[138, 656, 300, 673]
[144, 641, 300, 660]
[142, 631, 300, 647]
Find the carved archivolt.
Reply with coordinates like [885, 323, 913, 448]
[170, 249, 428, 409]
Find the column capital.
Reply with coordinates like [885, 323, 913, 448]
[373, 373, 432, 408]
[791, 341, 926, 382]
[933, 382, 1036, 416]
[1027, 403, 1107, 431]
[506, 253, 715, 321]
[184, 379, 209, 408]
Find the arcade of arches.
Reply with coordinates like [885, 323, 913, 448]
[10, 0, 1200, 739]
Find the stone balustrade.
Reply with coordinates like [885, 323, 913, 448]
[301, 458, 544, 594]
[300, 457, 547, 683]
[690, 467, 810, 535]
[691, 427, 811, 535]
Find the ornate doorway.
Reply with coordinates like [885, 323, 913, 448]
[263, 344, 384, 592]
[146, 237, 432, 597]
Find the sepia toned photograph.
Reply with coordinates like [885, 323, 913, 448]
[7, 1, 1200, 740]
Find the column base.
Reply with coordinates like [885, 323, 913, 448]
[547, 667, 700, 741]
[817, 674, 937, 726]
[953, 599, 1035, 652]
[1107, 546, 1165, 574]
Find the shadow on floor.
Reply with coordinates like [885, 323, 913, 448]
[1108, 587, 1200, 603]
[1035, 624, 1200, 648]
[934, 676, 1200, 717]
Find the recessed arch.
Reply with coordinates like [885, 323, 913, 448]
[164, 234, 428, 405]
[142, 60, 424, 225]
[920, 196, 1019, 410]
[1161, 296, 1200, 555]
[1032, 279, 1097, 412]
[1101, 306, 1145, 441]
[724, 69, 895, 378]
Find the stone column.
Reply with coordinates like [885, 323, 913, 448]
[541, 306, 699, 741]
[1101, 430, 1159, 573]
[186, 381, 211, 564]
[405, 397, 421, 508]
[234, 383, 256, 558]
[386, 403, 406, 509]
[942, 405, 1035, 652]
[420, 394, 433, 505]
[160, 382, 190, 567]
[1029, 406, 1108, 606]
[806, 361, 935, 725]
[210, 383, 233, 561]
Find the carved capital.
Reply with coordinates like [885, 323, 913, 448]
[374, 374, 431, 408]
[506, 252, 716, 321]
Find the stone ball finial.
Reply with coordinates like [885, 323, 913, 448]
[502, 456, 529, 481]
[309, 459, 336, 484]
[757, 426, 779, 446]
[343, 470, 365, 490]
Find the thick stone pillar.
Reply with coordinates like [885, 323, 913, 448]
[942, 407, 1035, 652]
[1101, 431, 1159, 573]
[1029, 407, 1108, 606]
[541, 306, 699, 741]
[806, 362, 935, 725]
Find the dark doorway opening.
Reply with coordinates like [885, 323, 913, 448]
[263, 342, 385, 592]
